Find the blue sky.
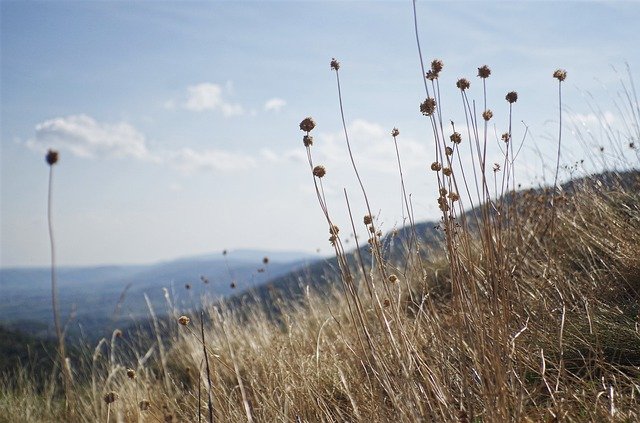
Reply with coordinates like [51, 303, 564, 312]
[1, 1, 638, 267]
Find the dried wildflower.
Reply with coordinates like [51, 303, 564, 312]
[430, 162, 442, 171]
[450, 132, 462, 144]
[420, 97, 437, 116]
[330, 58, 340, 71]
[104, 392, 118, 404]
[501, 132, 511, 143]
[630, 142, 636, 149]
[329, 235, 337, 246]
[431, 59, 444, 74]
[303, 135, 313, 147]
[439, 202, 450, 212]
[383, 299, 391, 308]
[445, 146, 453, 156]
[391, 127, 400, 137]
[363, 214, 373, 225]
[127, 368, 136, 379]
[553, 69, 567, 82]
[200, 275, 209, 284]
[376, 230, 382, 238]
[439, 188, 448, 196]
[329, 224, 339, 236]
[388, 274, 398, 283]
[114, 329, 122, 338]
[263, 257, 269, 265]
[312, 165, 326, 178]
[299, 117, 316, 132]
[477, 65, 491, 79]
[185, 283, 191, 290]
[448, 192, 460, 202]
[230, 281, 236, 289]
[493, 163, 501, 172]
[45, 149, 59, 166]
[139, 400, 151, 411]
[456, 78, 470, 91]
[442, 167, 452, 176]
[505, 91, 518, 103]
[482, 109, 493, 121]
[178, 315, 190, 326]
[426, 70, 438, 81]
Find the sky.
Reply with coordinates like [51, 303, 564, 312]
[1, 0, 638, 268]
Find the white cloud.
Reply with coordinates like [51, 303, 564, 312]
[264, 98, 286, 113]
[169, 148, 257, 173]
[183, 83, 244, 117]
[26, 114, 154, 160]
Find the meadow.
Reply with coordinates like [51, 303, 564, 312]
[2, 11, 640, 423]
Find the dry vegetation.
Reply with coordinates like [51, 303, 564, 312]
[2, 10, 640, 423]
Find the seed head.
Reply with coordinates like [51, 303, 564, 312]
[439, 188, 448, 196]
[114, 329, 122, 338]
[420, 97, 437, 116]
[391, 127, 400, 137]
[445, 146, 453, 156]
[477, 65, 491, 79]
[303, 135, 313, 147]
[553, 69, 567, 82]
[45, 149, 59, 166]
[127, 368, 136, 379]
[312, 165, 326, 178]
[329, 224, 339, 236]
[430, 162, 442, 171]
[482, 109, 493, 121]
[383, 299, 391, 308]
[104, 392, 118, 404]
[178, 315, 190, 326]
[450, 132, 462, 144]
[448, 192, 460, 202]
[330, 58, 340, 71]
[263, 257, 269, 265]
[329, 235, 337, 246]
[505, 91, 518, 103]
[493, 163, 501, 172]
[363, 214, 373, 225]
[442, 167, 452, 176]
[185, 283, 191, 290]
[431, 59, 444, 74]
[388, 274, 398, 283]
[299, 117, 316, 132]
[456, 78, 470, 91]
[139, 400, 151, 411]
[230, 281, 236, 289]
[426, 70, 438, 81]
[501, 132, 511, 143]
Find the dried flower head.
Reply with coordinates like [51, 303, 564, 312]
[477, 65, 491, 79]
[114, 329, 122, 338]
[329, 224, 339, 236]
[482, 109, 493, 121]
[139, 400, 151, 411]
[185, 283, 191, 290]
[230, 281, 236, 289]
[456, 78, 470, 91]
[425, 70, 438, 81]
[391, 127, 400, 137]
[178, 315, 190, 326]
[501, 132, 511, 143]
[445, 146, 453, 156]
[383, 299, 391, 308]
[505, 91, 518, 103]
[303, 135, 313, 147]
[46, 149, 59, 166]
[330, 58, 340, 71]
[493, 163, 501, 172]
[263, 257, 269, 265]
[448, 192, 460, 202]
[299, 117, 316, 132]
[363, 214, 373, 225]
[312, 165, 326, 178]
[329, 235, 337, 246]
[431, 59, 444, 74]
[420, 97, 437, 116]
[104, 392, 118, 404]
[553, 69, 567, 81]
[388, 274, 398, 283]
[430, 162, 442, 171]
[450, 132, 462, 144]
[442, 167, 452, 176]
[127, 368, 136, 379]
[439, 188, 448, 196]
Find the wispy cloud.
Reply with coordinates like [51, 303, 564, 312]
[168, 148, 257, 173]
[181, 83, 244, 117]
[264, 97, 286, 113]
[25, 114, 155, 160]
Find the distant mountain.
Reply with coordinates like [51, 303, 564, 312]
[0, 249, 315, 340]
